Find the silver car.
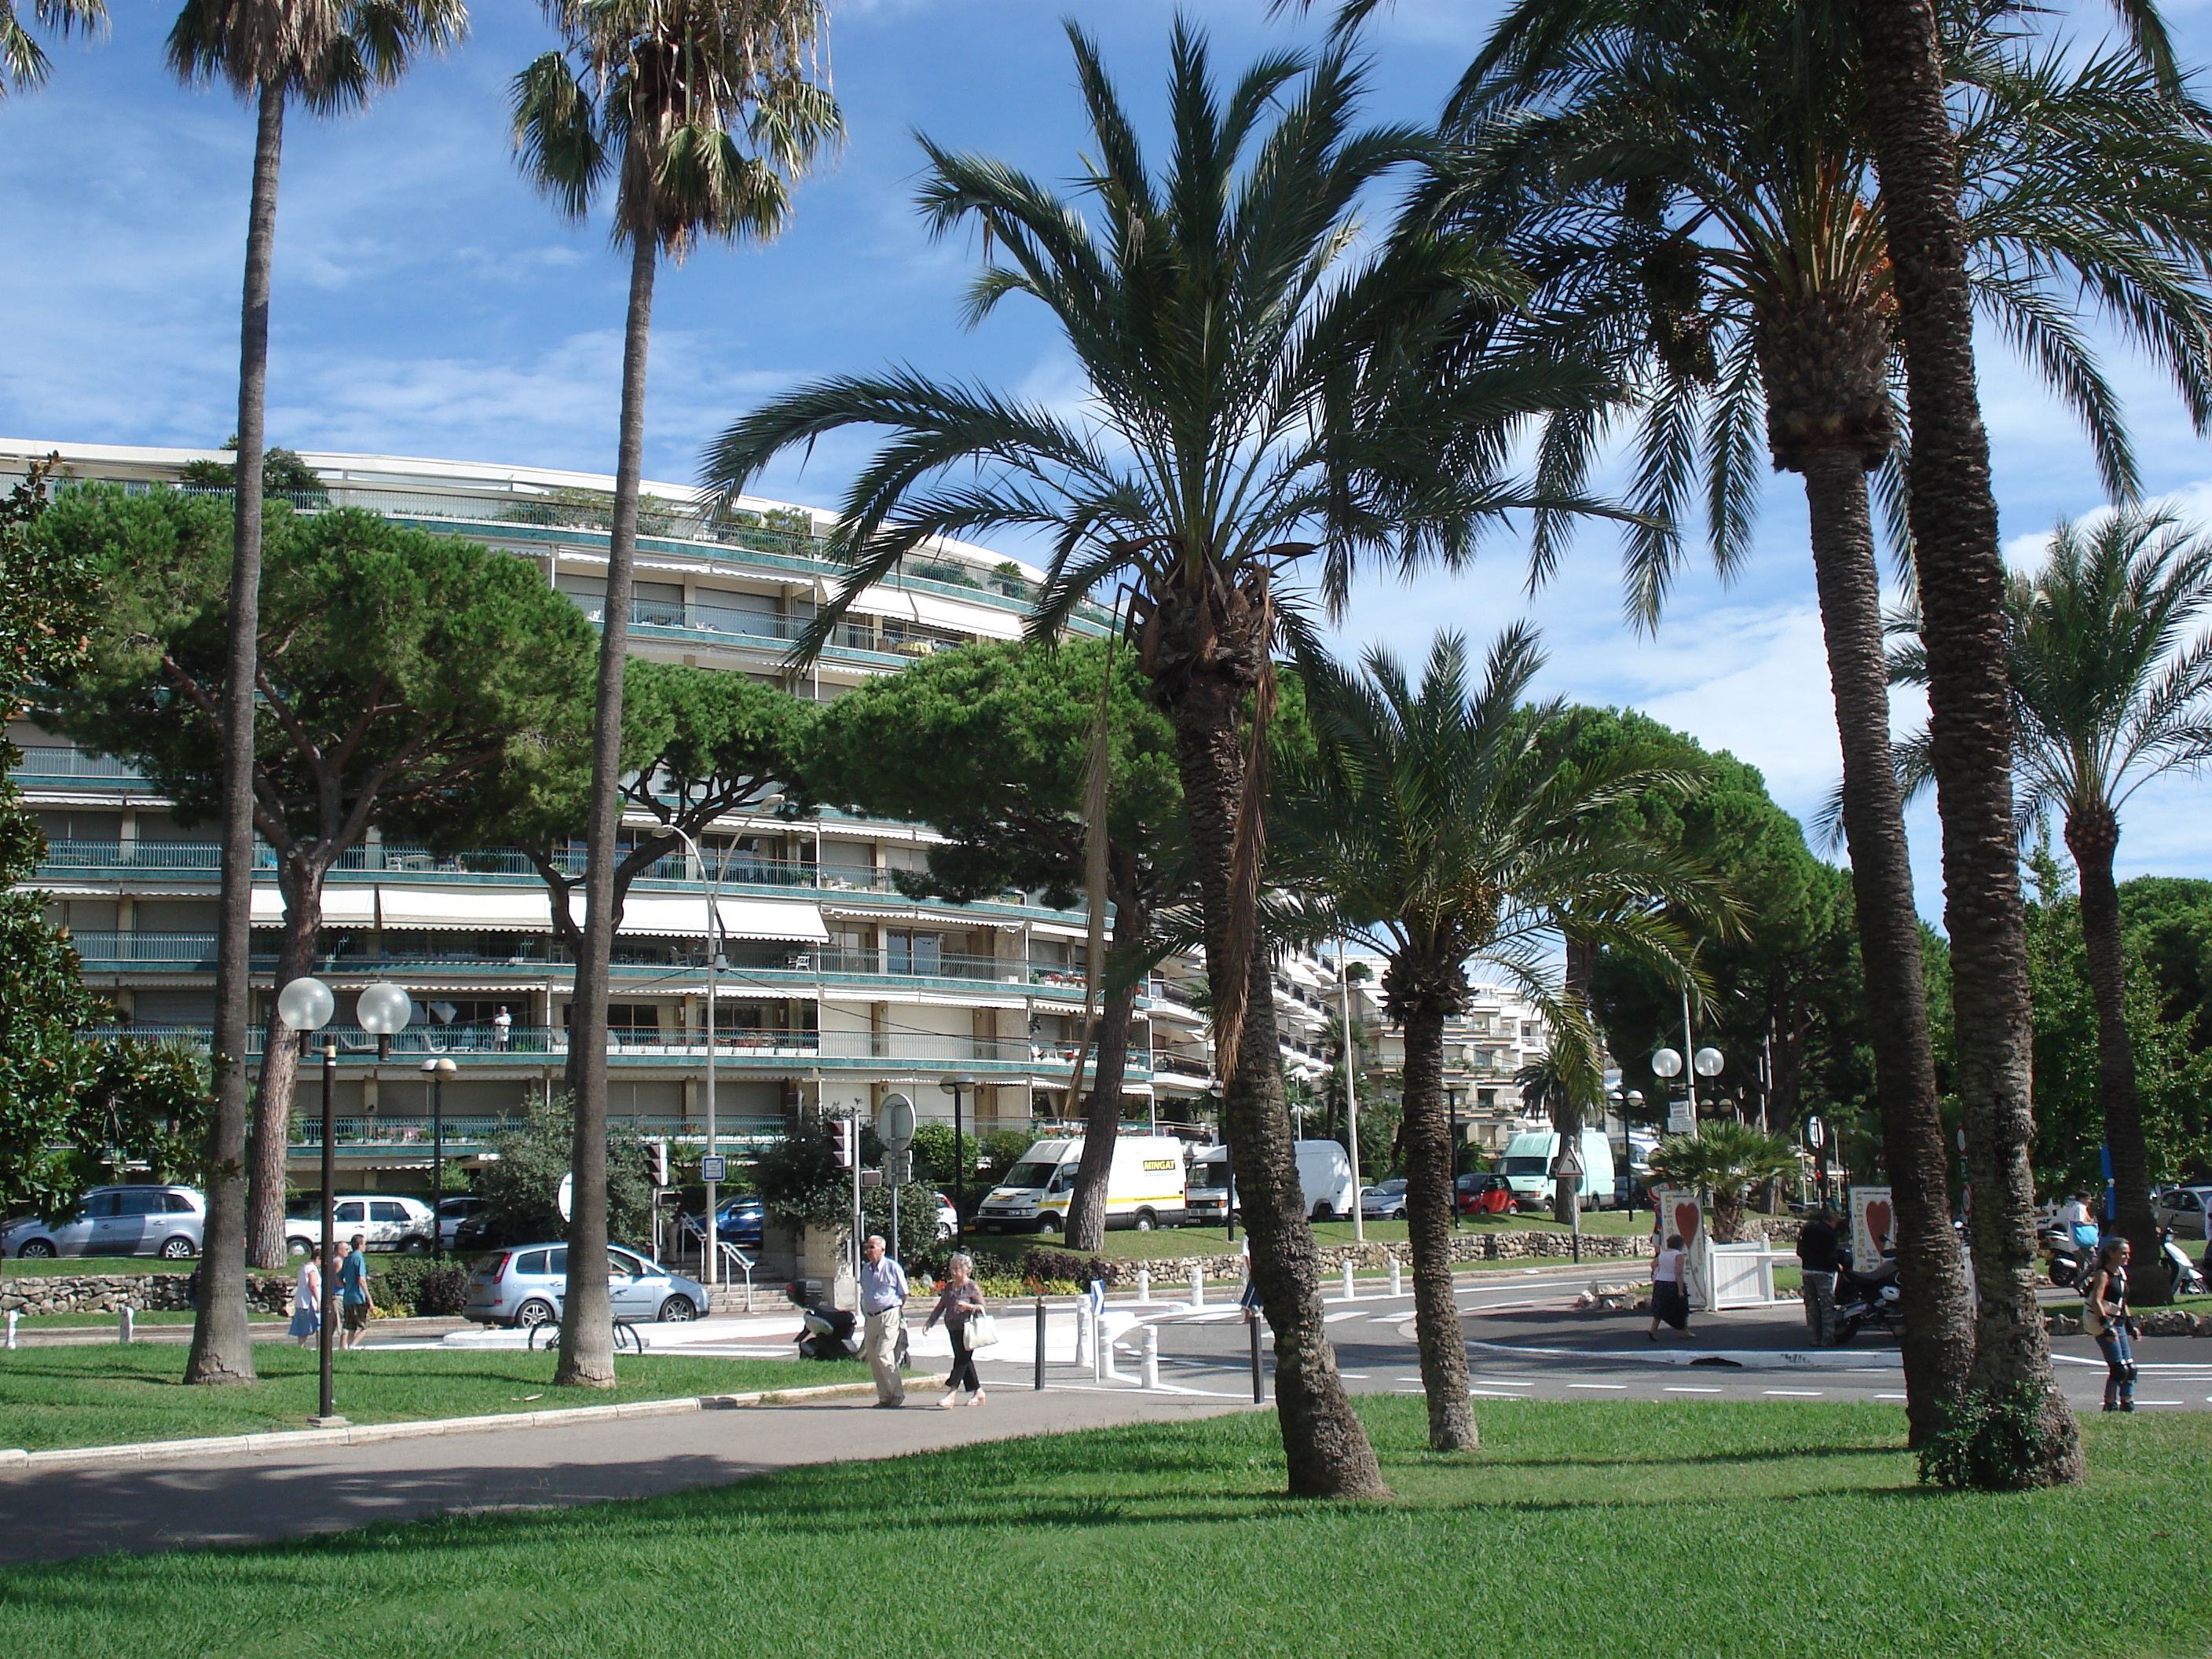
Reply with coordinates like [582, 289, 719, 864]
[2154, 1185, 2212, 1240]
[1360, 1178, 1408, 1220]
[2, 1185, 206, 1260]
[463, 1242, 708, 1328]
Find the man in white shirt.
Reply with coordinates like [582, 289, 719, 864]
[2057, 1192, 2099, 1250]
[857, 1234, 910, 1408]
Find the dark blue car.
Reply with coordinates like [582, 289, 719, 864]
[683, 1196, 764, 1248]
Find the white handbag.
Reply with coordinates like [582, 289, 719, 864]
[963, 1310, 1001, 1350]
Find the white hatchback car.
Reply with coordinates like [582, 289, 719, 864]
[284, 1193, 437, 1256]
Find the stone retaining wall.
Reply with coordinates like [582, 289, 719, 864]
[1088, 1229, 1657, 1288]
[1, 1272, 292, 1318]
[2045, 1308, 2212, 1337]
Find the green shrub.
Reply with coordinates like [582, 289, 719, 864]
[1020, 1245, 1112, 1287]
[369, 1256, 471, 1317]
[1917, 1382, 2082, 1490]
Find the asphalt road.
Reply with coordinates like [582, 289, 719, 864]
[964, 1265, 2212, 1415]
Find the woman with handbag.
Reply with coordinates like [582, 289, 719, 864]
[925, 1251, 990, 1407]
[2082, 1236, 2137, 1412]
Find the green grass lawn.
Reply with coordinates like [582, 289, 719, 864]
[2, 1399, 2204, 1657]
[0, 1345, 870, 1452]
[8, 1311, 255, 1328]
[2, 1258, 198, 1278]
[964, 1207, 1675, 1265]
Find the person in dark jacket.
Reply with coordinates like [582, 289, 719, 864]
[1796, 1210, 1840, 1346]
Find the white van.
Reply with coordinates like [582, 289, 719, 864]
[975, 1135, 1188, 1234]
[1185, 1139, 1357, 1224]
[1498, 1129, 1617, 1209]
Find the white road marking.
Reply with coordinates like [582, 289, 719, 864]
[1664, 1386, 1723, 1393]
[1469, 1376, 1536, 1386]
[1324, 1311, 1368, 1324]
[1875, 1393, 1908, 1401]
[1568, 1382, 1628, 1390]
[1763, 1390, 1824, 1397]
[2134, 1399, 2185, 1406]
[1469, 1389, 1530, 1398]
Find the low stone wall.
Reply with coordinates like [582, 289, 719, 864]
[2045, 1308, 2212, 1338]
[1088, 1229, 1655, 1288]
[0, 1272, 293, 1318]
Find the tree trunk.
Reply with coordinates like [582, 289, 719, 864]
[1855, 0, 2080, 1482]
[558, 233, 657, 1392]
[1151, 588, 1386, 1500]
[189, 82, 285, 1389]
[1397, 988, 1477, 1452]
[2067, 804, 2164, 1303]
[1800, 448, 1975, 1441]
[1065, 904, 1144, 1254]
[245, 858, 324, 1266]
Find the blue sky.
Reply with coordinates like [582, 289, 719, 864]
[4, 0, 2211, 916]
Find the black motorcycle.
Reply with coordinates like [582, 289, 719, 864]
[1828, 1248, 1904, 1345]
[2042, 1226, 2086, 1290]
[794, 1303, 910, 1365]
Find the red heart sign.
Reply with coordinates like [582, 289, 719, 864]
[1674, 1200, 1701, 1243]
[1866, 1199, 1893, 1253]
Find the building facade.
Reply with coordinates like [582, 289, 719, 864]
[5, 441, 1225, 1185]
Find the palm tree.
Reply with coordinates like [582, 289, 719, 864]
[1646, 1121, 1798, 1243]
[167, 0, 466, 1379]
[2, 1, 102, 93]
[512, 0, 837, 1390]
[701, 23, 1619, 1498]
[1440, 0, 2212, 1448]
[1891, 509, 2212, 1305]
[1850, 0, 2194, 1485]
[1272, 628, 1716, 1452]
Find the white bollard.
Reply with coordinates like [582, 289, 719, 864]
[1137, 1268, 1150, 1304]
[1074, 1302, 1094, 1371]
[1191, 1265, 1204, 1307]
[118, 1306, 134, 1345]
[1341, 1260, 1356, 1300]
[1141, 1323, 1159, 1390]
[1101, 1322, 1121, 1381]
[5, 1309, 16, 1350]
[1390, 1257, 1402, 1298]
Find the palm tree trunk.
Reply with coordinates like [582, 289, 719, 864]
[1553, 936, 1592, 1229]
[1397, 988, 1476, 1452]
[188, 81, 284, 1389]
[1066, 903, 1144, 1254]
[246, 860, 324, 1266]
[558, 232, 657, 1392]
[2065, 804, 2164, 1303]
[1854, 0, 2081, 1482]
[1800, 449, 1974, 1441]
[1158, 627, 1386, 1499]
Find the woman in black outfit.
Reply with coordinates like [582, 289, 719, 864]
[2083, 1236, 2137, 1412]
[925, 1251, 987, 1408]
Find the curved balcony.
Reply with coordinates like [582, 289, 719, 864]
[80, 1024, 1155, 1079]
[61, 936, 1140, 1006]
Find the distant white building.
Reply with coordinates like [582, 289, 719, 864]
[1360, 981, 1554, 1152]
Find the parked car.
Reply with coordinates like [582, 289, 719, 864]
[1459, 1173, 1523, 1217]
[2, 1185, 205, 1260]
[1361, 1179, 1409, 1221]
[463, 1242, 708, 1328]
[936, 1192, 957, 1240]
[2153, 1185, 2212, 1240]
[682, 1195, 765, 1250]
[282, 1194, 437, 1257]
[437, 1196, 487, 1252]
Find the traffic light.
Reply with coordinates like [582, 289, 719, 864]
[649, 1138, 670, 1188]
[833, 1118, 859, 1169]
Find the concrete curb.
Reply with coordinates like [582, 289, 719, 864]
[1464, 1337, 1901, 1373]
[0, 1379, 886, 1475]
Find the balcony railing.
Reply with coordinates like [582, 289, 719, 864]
[79, 1024, 1152, 1073]
[10, 745, 152, 784]
[281, 1111, 787, 1148]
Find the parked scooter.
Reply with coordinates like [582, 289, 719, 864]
[793, 1302, 910, 1365]
[2159, 1228, 2209, 1298]
[1828, 1247, 1904, 1345]
[2042, 1226, 2086, 1290]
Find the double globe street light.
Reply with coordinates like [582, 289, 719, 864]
[1650, 1043, 1724, 1133]
[276, 976, 413, 1427]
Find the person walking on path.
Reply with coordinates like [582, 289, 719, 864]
[2083, 1236, 2138, 1412]
[335, 1236, 372, 1351]
[925, 1251, 987, 1408]
[289, 1253, 321, 1347]
[1796, 1208, 1841, 1346]
[858, 1234, 910, 1408]
[1649, 1233, 1692, 1339]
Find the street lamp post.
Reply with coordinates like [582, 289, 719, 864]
[421, 1057, 456, 1258]
[939, 1074, 976, 1238]
[280, 979, 412, 1427]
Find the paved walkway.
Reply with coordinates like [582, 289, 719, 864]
[0, 1382, 1252, 1567]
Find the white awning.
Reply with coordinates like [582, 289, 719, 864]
[907, 589, 1025, 640]
[607, 893, 828, 943]
[377, 887, 552, 932]
[1027, 920, 1101, 941]
[251, 888, 375, 925]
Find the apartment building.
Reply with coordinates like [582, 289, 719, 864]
[1360, 983, 1554, 1152]
[5, 441, 1226, 1184]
